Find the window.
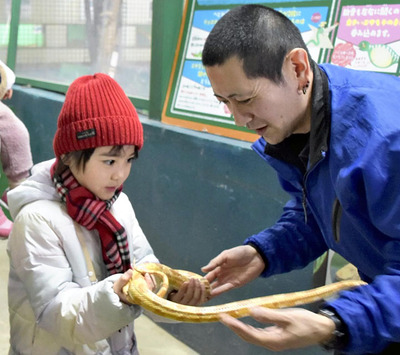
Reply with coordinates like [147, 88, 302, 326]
[1, 0, 153, 99]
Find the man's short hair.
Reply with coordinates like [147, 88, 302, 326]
[202, 4, 311, 83]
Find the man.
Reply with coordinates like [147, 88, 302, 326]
[201, 4, 400, 354]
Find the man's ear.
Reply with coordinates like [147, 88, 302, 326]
[285, 48, 312, 86]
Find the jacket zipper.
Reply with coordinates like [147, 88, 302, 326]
[332, 198, 342, 242]
[302, 149, 327, 225]
[302, 186, 308, 224]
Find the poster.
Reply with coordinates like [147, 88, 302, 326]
[173, 10, 230, 119]
[331, 3, 400, 74]
[162, 0, 334, 142]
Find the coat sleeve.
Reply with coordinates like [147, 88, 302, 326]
[8, 210, 141, 348]
[247, 138, 329, 277]
[0, 103, 33, 184]
[244, 174, 329, 277]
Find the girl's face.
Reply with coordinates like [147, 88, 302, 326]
[68, 145, 136, 200]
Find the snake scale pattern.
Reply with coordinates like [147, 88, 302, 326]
[122, 263, 366, 323]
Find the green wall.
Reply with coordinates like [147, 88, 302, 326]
[5, 86, 323, 355]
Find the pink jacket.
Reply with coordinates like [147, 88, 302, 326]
[0, 101, 33, 186]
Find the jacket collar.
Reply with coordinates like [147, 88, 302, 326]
[308, 61, 331, 170]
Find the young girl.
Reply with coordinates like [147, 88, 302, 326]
[7, 73, 206, 354]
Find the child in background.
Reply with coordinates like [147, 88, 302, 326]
[7, 73, 207, 354]
[0, 60, 33, 238]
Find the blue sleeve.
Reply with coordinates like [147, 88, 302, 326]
[244, 175, 328, 277]
[325, 273, 400, 354]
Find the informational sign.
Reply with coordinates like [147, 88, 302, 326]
[162, 0, 400, 142]
[330, 1, 400, 74]
[173, 10, 229, 119]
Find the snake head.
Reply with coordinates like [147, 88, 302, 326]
[358, 40, 369, 51]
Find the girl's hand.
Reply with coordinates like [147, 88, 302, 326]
[113, 269, 134, 304]
[143, 272, 157, 291]
[114, 270, 157, 305]
[168, 278, 208, 306]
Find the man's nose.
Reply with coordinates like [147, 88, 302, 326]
[231, 106, 251, 127]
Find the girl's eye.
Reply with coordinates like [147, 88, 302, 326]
[104, 160, 115, 166]
[127, 157, 134, 163]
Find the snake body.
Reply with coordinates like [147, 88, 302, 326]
[122, 263, 366, 323]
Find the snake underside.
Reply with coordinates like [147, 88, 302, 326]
[122, 263, 366, 323]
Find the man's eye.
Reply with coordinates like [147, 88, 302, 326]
[238, 98, 252, 104]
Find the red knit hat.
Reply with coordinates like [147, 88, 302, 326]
[53, 73, 143, 157]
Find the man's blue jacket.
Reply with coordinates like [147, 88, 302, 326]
[246, 63, 400, 354]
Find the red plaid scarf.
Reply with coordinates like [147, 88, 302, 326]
[51, 163, 131, 275]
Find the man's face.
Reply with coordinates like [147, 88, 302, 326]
[205, 56, 311, 145]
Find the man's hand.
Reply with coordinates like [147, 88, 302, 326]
[201, 245, 265, 298]
[219, 307, 335, 351]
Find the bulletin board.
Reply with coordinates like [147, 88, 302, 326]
[162, 0, 400, 142]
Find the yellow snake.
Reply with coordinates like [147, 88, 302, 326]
[122, 263, 366, 323]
